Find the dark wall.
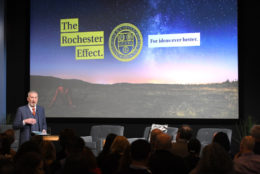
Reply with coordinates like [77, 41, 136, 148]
[238, 1, 260, 120]
[6, 0, 30, 113]
[5, 0, 260, 154]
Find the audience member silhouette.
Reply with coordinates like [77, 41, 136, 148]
[250, 124, 260, 155]
[118, 139, 151, 174]
[4, 129, 15, 145]
[63, 145, 101, 174]
[83, 146, 102, 174]
[171, 124, 193, 158]
[184, 138, 201, 173]
[56, 135, 85, 174]
[0, 132, 15, 159]
[149, 149, 187, 174]
[65, 135, 85, 156]
[13, 140, 41, 162]
[100, 136, 130, 174]
[190, 143, 234, 174]
[56, 128, 76, 161]
[3, 129, 16, 157]
[149, 128, 163, 152]
[96, 133, 117, 168]
[0, 158, 15, 174]
[14, 151, 44, 174]
[212, 131, 231, 153]
[149, 133, 187, 174]
[233, 136, 260, 174]
[62, 152, 91, 174]
[153, 132, 172, 151]
[40, 141, 56, 174]
[30, 135, 44, 146]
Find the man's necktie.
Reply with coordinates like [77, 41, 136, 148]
[32, 107, 36, 116]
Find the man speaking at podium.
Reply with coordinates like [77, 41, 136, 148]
[13, 90, 47, 145]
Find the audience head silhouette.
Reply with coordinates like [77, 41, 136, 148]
[102, 133, 117, 154]
[4, 129, 15, 146]
[59, 128, 76, 149]
[154, 133, 172, 151]
[150, 128, 163, 142]
[110, 136, 130, 155]
[15, 151, 44, 174]
[194, 143, 234, 174]
[188, 138, 201, 155]
[177, 124, 193, 141]
[250, 124, 260, 154]
[0, 158, 15, 174]
[240, 135, 255, 152]
[65, 135, 85, 155]
[250, 125, 260, 140]
[212, 131, 231, 152]
[131, 139, 151, 161]
[150, 128, 163, 152]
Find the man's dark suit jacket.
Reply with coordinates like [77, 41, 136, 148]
[13, 105, 47, 145]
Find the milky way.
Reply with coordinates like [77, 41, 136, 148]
[30, 0, 238, 84]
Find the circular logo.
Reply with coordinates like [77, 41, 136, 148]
[109, 23, 143, 62]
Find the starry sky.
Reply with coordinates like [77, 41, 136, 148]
[30, 0, 238, 84]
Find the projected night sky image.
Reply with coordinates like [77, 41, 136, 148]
[30, 0, 238, 119]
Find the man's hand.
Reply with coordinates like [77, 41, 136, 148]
[23, 118, 36, 125]
[42, 129, 47, 134]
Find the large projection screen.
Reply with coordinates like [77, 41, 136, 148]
[30, 0, 238, 119]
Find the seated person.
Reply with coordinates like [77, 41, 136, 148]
[118, 139, 151, 174]
[190, 143, 234, 174]
[212, 131, 231, 157]
[171, 124, 193, 158]
[96, 133, 117, 168]
[233, 136, 260, 174]
[0, 129, 16, 159]
[149, 128, 163, 153]
[250, 125, 260, 155]
[100, 136, 130, 174]
[149, 133, 187, 174]
[184, 138, 201, 173]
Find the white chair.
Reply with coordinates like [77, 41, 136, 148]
[167, 127, 179, 142]
[196, 128, 232, 154]
[81, 125, 124, 156]
[127, 127, 150, 144]
[128, 126, 178, 143]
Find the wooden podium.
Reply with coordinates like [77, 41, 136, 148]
[31, 131, 59, 141]
[42, 135, 59, 141]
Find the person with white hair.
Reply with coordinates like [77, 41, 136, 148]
[13, 91, 47, 145]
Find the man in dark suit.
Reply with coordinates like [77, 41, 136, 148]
[13, 90, 47, 145]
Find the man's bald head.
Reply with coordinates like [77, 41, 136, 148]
[155, 133, 172, 151]
[150, 128, 163, 143]
[240, 136, 255, 152]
